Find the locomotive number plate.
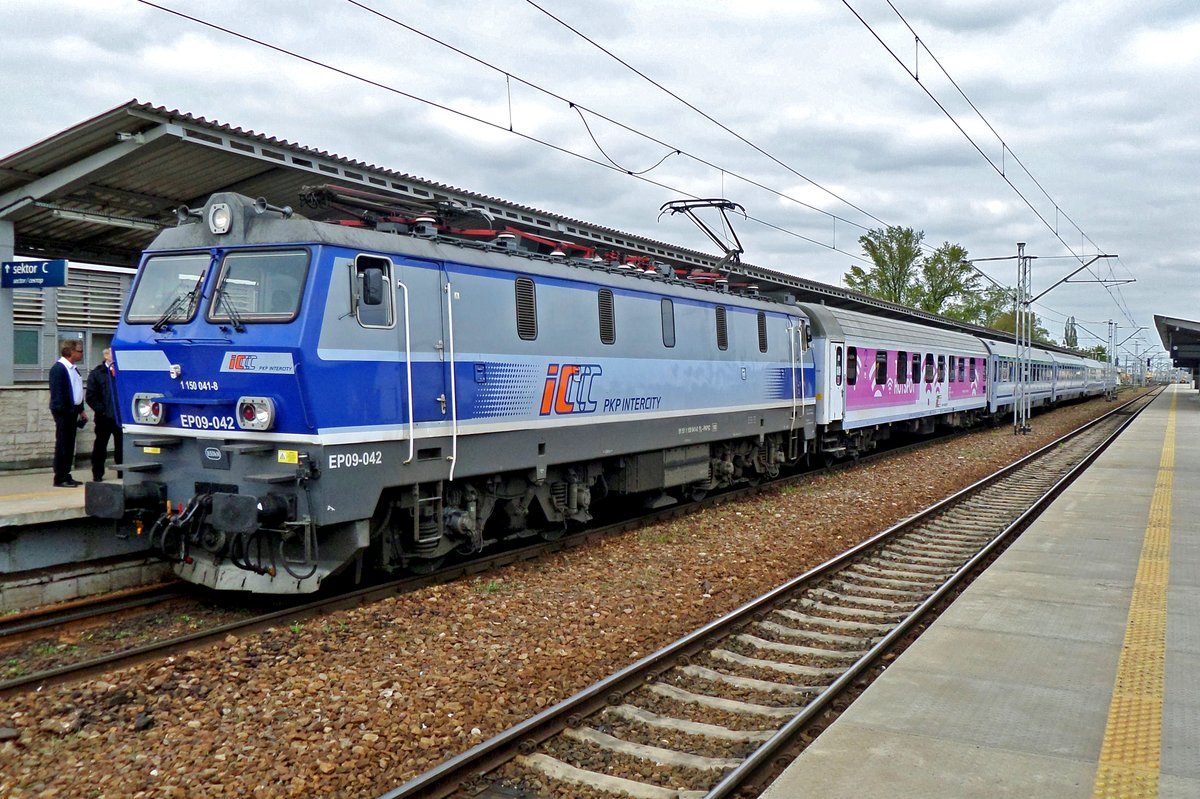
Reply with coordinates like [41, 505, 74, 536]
[328, 450, 384, 469]
[180, 413, 238, 431]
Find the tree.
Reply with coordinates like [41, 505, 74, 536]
[918, 242, 979, 316]
[847, 228, 1000, 324]
[1064, 317, 1079, 348]
[945, 285, 1011, 328]
[990, 308, 1054, 344]
[845, 226, 924, 305]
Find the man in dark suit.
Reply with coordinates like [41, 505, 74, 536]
[86, 347, 122, 482]
[49, 340, 87, 487]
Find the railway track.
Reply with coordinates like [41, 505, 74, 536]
[0, 405, 979, 699]
[0, 393, 1144, 706]
[0, 582, 185, 640]
[378, 388, 1158, 799]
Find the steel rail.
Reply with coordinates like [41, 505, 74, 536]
[377, 387, 1157, 799]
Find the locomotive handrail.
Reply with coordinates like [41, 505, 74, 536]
[788, 321, 798, 428]
[445, 279, 459, 481]
[398, 281, 415, 465]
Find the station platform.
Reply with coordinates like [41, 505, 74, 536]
[0, 466, 111, 529]
[0, 467, 162, 609]
[762, 383, 1199, 798]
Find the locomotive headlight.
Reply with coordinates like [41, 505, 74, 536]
[208, 202, 233, 235]
[236, 396, 275, 430]
[132, 392, 165, 424]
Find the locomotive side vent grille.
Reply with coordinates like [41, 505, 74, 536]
[598, 288, 616, 345]
[515, 277, 538, 341]
[715, 305, 729, 351]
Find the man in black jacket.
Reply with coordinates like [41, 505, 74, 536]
[86, 347, 122, 482]
[49, 340, 87, 487]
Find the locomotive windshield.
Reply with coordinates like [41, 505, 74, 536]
[207, 249, 309, 324]
[126, 253, 211, 325]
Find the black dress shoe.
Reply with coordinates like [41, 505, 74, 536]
[54, 479, 82, 487]
[92, 476, 105, 482]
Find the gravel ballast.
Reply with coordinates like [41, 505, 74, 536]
[0, 397, 1136, 798]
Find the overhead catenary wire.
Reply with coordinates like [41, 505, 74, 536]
[518, 0, 1117, 329]
[520, 0, 894, 232]
[133, 0, 872, 263]
[842, 0, 1139, 329]
[341, 0, 877, 239]
[136, 0, 1098, 333]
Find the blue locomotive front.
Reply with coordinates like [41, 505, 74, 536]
[88, 192, 820, 593]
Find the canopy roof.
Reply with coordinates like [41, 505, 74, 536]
[1, 99, 1083, 351]
[1155, 314, 1200, 370]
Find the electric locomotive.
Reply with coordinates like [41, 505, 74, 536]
[87, 191, 818, 593]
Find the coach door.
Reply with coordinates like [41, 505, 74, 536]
[826, 340, 845, 423]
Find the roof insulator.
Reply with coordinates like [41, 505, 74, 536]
[413, 216, 437, 238]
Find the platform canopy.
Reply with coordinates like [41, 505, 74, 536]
[0, 98, 1074, 345]
[1155, 314, 1200, 371]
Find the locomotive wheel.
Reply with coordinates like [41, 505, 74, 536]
[408, 557, 445, 575]
[539, 526, 565, 542]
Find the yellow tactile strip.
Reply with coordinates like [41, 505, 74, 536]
[1093, 392, 1175, 798]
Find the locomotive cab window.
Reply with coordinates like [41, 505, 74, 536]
[350, 254, 394, 328]
[126, 252, 212, 325]
[208, 249, 311, 325]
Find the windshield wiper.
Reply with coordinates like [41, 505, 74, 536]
[215, 286, 247, 333]
[152, 269, 207, 332]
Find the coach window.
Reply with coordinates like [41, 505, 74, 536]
[515, 277, 537, 341]
[757, 312, 768, 353]
[924, 353, 934, 383]
[661, 299, 676, 347]
[958, 357, 966, 383]
[598, 288, 616, 345]
[937, 354, 946, 382]
[715, 306, 728, 351]
[948, 355, 956, 383]
[896, 350, 908, 384]
[912, 353, 921, 384]
[846, 346, 858, 385]
[970, 358, 978, 382]
[874, 350, 888, 385]
[351, 254, 392, 328]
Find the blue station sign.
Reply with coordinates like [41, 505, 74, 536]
[1, 259, 69, 288]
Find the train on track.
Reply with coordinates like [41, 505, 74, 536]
[86, 188, 1113, 594]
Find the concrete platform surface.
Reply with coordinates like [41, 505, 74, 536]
[761, 385, 1200, 799]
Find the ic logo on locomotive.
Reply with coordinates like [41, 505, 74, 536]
[539, 363, 602, 415]
[227, 354, 258, 370]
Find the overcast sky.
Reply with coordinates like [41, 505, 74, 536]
[3, 0, 1196, 361]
